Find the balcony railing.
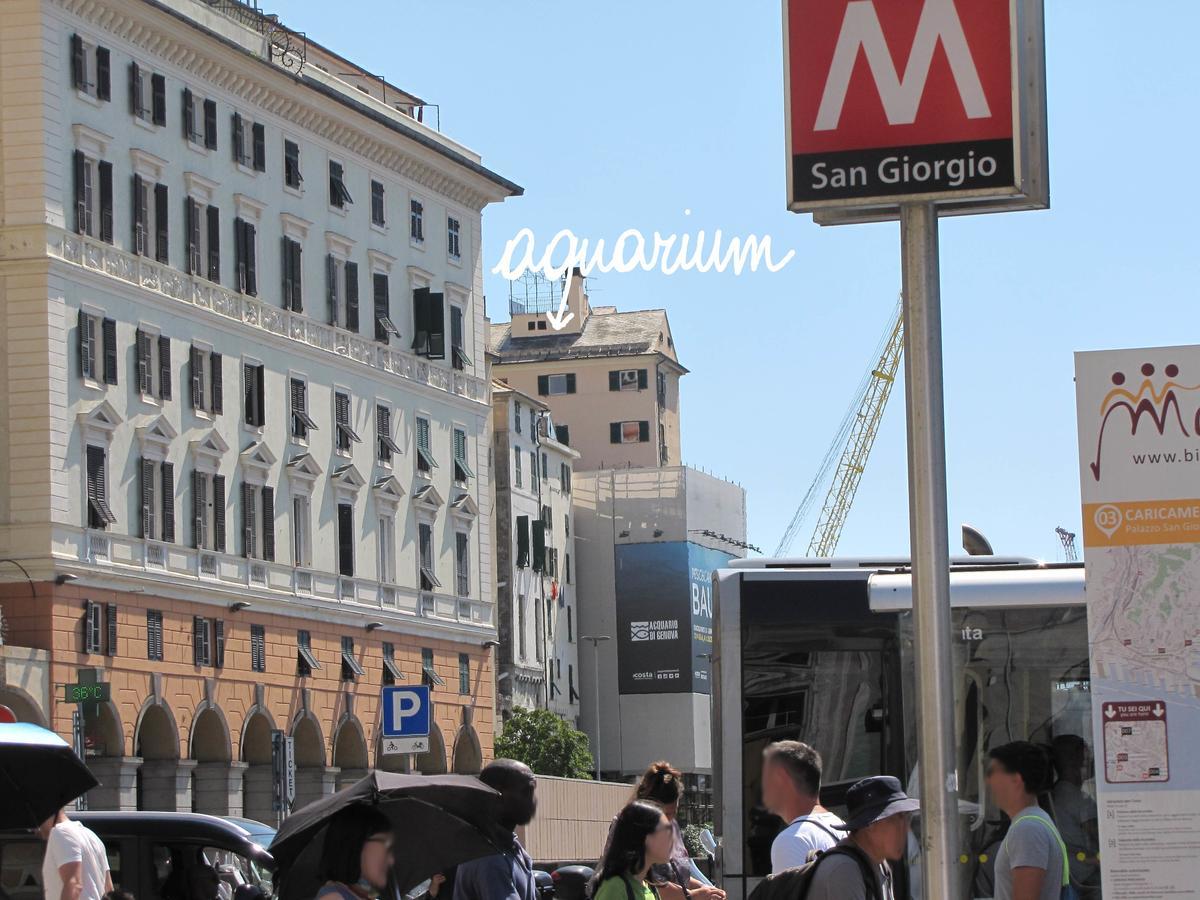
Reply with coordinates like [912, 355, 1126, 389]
[52, 230, 488, 405]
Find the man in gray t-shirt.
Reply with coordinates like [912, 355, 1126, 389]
[986, 742, 1068, 900]
[804, 776, 918, 900]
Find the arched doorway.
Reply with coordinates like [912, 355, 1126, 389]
[414, 723, 447, 775]
[241, 710, 276, 826]
[291, 713, 329, 811]
[332, 717, 369, 790]
[135, 702, 188, 811]
[190, 705, 238, 816]
[0, 686, 46, 727]
[83, 701, 135, 811]
[452, 725, 482, 774]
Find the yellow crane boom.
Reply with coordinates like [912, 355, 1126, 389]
[774, 298, 904, 558]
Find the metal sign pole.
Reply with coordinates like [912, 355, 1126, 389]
[899, 202, 958, 900]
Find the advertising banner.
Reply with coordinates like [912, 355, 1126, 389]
[616, 541, 732, 695]
[1075, 345, 1200, 897]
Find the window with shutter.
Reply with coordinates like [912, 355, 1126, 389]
[447, 217, 461, 259]
[135, 329, 152, 395]
[282, 238, 303, 312]
[261, 486, 275, 562]
[291, 378, 318, 440]
[203, 98, 218, 150]
[418, 523, 440, 591]
[189, 346, 204, 410]
[151, 73, 166, 126]
[192, 469, 207, 549]
[71, 34, 86, 91]
[73, 151, 91, 236]
[183, 88, 196, 141]
[102, 318, 118, 386]
[211, 352, 223, 414]
[213, 474, 226, 552]
[105, 603, 118, 657]
[639, 421, 651, 442]
[326, 255, 339, 326]
[337, 502, 354, 577]
[214, 619, 226, 668]
[98, 161, 113, 243]
[206, 205, 220, 283]
[78, 310, 96, 381]
[455, 532, 469, 597]
[139, 458, 156, 539]
[243, 363, 264, 427]
[155, 183, 169, 263]
[284, 140, 302, 189]
[193, 616, 210, 666]
[158, 335, 171, 400]
[410, 199, 424, 241]
[335, 392, 361, 452]
[185, 197, 199, 275]
[427, 292, 446, 360]
[532, 521, 546, 573]
[459, 652, 470, 695]
[376, 405, 401, 463]
[132, 173, 147, 255]
[147, 610, 164, 661]
[411, 287, 430, 355]
[232, 112, 246, 165]
[84, 601, 103, 654]
[514, 446, 522, 488]
[537, 375, 549, 396]
[415, 417, 436, 473]
[329, 161, 352, 208]
[297, 629, 319, 676]
[371, 180, 385, 226]
[251, 624, 265, 672]
[252, 122, 265, 172]
[344, 261, 359, 332]
[161, 462, 175, 543]
[241, 481, 257, 559]
[129, 61, 145, 118]
[85, 445, 116, 528]
[516, 515, 530, 569]
[450, 306, 470, 370]
[453, 429, 473, 483]
[373, 274, 398, 343]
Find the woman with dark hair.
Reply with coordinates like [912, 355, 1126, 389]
[590, 801, 676, 900]
[633, 763, 724, 900]
[316, 805, 395, 900]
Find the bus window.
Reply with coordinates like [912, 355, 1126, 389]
[898, 605, 1101, 899]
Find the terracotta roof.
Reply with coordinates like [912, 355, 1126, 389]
[488, 309, 684, 369]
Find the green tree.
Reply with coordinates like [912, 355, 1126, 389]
[494, 707, 595, 779]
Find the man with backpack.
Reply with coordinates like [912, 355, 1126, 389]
[986, 742, 1072, 900]
[750, 776, 917, 900]
[761, 741, 845, 872]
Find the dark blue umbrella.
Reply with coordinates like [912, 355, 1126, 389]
[0, 723, 98, 829]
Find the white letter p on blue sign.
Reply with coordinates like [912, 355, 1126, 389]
[382, 684, 431, 738]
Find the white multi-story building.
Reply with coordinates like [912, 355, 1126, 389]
[490, 383, 580, 725]
[0, 0, 518, 814]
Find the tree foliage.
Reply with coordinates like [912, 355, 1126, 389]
[493, 707, 595, 779]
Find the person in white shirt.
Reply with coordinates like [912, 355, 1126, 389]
[761, 741, 846, 872]
[37, 807, 112, 900]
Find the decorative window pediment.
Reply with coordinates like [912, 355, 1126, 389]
[407, 264, 434, 289]
[77, 400, 122, 444]
[287, 453, 323, 494]
[413, 483, 444, 512]
[184, 171, 219, 205]
[73, 124, 113, 159]
[135, 414, 178, 461]
[130, 148, 168, 182]
[367, 248, 396, 274]
[280, 212, 312, 241]
[373, 475, 406, 511]
[234, 193, 267, 223]
[325, 231, 354, 260]
[332, 463, 366, 501]
[190, 430, 230, 474]
[449, 492, 478, 521]
[239, 440, 277, 485]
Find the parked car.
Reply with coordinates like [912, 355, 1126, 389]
[0, 811, 275, 900]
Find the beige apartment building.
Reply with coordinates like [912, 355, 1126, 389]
[488, 272, 686, 471]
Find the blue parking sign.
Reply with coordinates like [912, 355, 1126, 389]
[381, 685, 431, 739]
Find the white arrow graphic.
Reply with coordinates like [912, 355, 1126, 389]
[545, 269, 576, 331]
[1105, 705, 1116, 719]
[1153, 704, 1164, 718]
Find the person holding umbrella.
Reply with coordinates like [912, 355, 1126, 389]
[452, 760, 539, 900]
[37, 806, 113, 900]
[315, 806, 395, 900]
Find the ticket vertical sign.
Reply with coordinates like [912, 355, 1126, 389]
[1075, 345, 1200, 897]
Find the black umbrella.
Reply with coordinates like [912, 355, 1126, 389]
[0, 723, 98, 829]
[271, 772, 505, 900]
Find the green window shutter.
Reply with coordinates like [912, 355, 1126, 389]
[532, 521, 547, 573]
[516, 516, 530, 568]
[610, 423, 621, 444]
[638, 369, 648, 390]
[639, 421, 650, 442]
[608, 371, 620, 391]
[537, 375, 549, 396]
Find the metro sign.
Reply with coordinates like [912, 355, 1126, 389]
[784, 0, 1048, 223]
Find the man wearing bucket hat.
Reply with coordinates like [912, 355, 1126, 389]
[804, 776, 919, 900]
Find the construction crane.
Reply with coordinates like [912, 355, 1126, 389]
[1056, 526, 1079, 562]
[775, 297, 905, 557]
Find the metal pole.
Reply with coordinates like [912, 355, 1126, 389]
[899, 202, 958, 900]
[592, 645, 601, 781]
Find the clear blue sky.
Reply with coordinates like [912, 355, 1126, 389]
[286, 1, 1200, 561]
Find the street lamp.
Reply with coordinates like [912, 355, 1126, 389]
[580, 635, 611, 782]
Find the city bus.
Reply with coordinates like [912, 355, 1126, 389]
[712, 557, 1098, 900]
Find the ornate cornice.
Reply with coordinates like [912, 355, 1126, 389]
[55, 0, 515, 211]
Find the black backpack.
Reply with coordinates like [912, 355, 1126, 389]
[747, 844, 883, 900]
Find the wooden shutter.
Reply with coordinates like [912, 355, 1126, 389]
[151, 73, 166, 126]
[281, 238, 294, 310]
[411, 286, 429, 354]
[210, 352, 223, 414]
[610, 422, 621, 443]
[132, 174, 145, 253]
[155, 183, 169, 263]
[376, 404, 390, 461]
[326, 254, 338, 325]
[532, 521, 546, 572]
[261, 486, 275, 562]
[102, 318, 118, 385]
[212, 475, 226, 552]
[241, 480, 256, 558]
[214, 619, 225, 668]
[140, 457, 155, 539]
[70, 34, 85, 89]
[639, 421, 650, 442]
[516, 515, 530, 568]
[98, 161, 113, 243]
[96, 47, 111, 100]
[135, 329, 150, 394]
[185, 197, 198, 274]
[206, 205, 220, 282]
[128, 60, 140, 116]
[235, 218, 246, 292]
[148, 611, 163, 661]
[189, 346, 203, 409]
[285, 141, 300, 187]
[78, 310, 95, 380]
[73, 150, 87, 235]
[290, 239, 303, 312]
[426, 291, 445, 359]
[344, 261, 359, 332]
[161, 462, 175, 543]
[566, 373, 577, 394]
[182, 87, 194, 140]
[192, 469, 205, 548]
[252, 122, 265, 171]
[638, 369, 648, 390]
[450, 306, 465, 369]
[537, 375, 549, 396]
[203, 98, 217, 149]
[290, 378, 306, 438]
[232, 112, 244, 164]
[193, 616, 205, 666]
[337, 503, 354, 576]
[609, 371, 620, 391]
[243, 221, 257, 296]
[105, 603, 118, 656]
[373, 273, 389, 342]
[158, 334, 171, 400]
[254, 365, 265, 427]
